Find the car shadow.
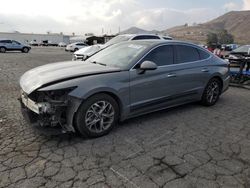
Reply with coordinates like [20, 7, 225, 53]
[4, 51, 25, 53]
[32, 102, 200, 140]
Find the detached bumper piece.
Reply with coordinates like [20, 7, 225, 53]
[20, 91, 74, 133]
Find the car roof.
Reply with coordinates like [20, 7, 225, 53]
[117, 39, 201, 48]
[119, 33, 158, 36]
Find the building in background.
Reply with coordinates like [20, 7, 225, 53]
[0, 32, 71, 44]
[70, 34, 116, 45]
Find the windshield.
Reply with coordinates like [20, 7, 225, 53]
[105, 35, 132, 46]
[233, 45, 250, 53]
[85, 45, 102, 55]
[86, 43, 147, 69]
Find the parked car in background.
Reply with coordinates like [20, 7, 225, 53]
[65, 42, 88, 52]
[0, 39, 31, 53]
[226, 45, 250, 60]
[29, 40, 39, 46]
[73, 44, 104, 61]
[20, 40, 229, 138]
[222, 44, 239, 51]
[73, 34, 172, 61]
[225, 45, 250, 67]
[58, 42, 67, 47]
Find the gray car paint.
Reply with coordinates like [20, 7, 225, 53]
[20, 61, 121, 94]
[20, 40, 230, 131]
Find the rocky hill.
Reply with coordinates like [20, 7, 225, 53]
[121, 11, 250, 44]
[164, 11, 250, 44]
[120, 27, 159, 35]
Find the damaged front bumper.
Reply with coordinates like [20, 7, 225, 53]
[19, 90, 81, 133]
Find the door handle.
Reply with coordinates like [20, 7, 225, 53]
[201, 68, 209, 72]
[167, 73, 176, 78]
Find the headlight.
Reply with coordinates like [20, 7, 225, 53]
[37, 86, 77, 102]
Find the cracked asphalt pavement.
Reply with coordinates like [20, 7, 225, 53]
[0, 47, 250, 188]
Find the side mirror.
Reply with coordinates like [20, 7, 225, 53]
[140, 61, 157, 71]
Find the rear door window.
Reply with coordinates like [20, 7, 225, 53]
[133, 35, 161, 40]
[1, 40, 11, 43]
[142, 45, 174, 66]
[175, 45, 200, 64]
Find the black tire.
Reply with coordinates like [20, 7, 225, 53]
[22, 47, 29, 53]
[74, 48, 79, 52]
[201, 78, 222, 106]
[75, 93, 119, 138]
[0, 47, 6, 53]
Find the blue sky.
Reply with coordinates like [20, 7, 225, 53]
[0, 0, 249, 34]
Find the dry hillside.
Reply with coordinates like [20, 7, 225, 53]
[164, 11, 250, 44]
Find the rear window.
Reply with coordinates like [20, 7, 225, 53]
[175, 45, 200, 64]
[233, 45, 250, 53]
[133, 35, 160, 40]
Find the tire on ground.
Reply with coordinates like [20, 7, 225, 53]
[201, 77, 222, 106]
[0, 47, 6, 53]
[22, 47, 29, 53]
[75, 93, 119, 138]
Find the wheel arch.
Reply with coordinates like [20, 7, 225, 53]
[82, 91, 123, 118]
[71, 91, 123, 134]
[210, 75, 223, 94]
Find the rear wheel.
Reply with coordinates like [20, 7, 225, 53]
[74, 48, 79, 52]
[201, 78, 222, 106]
[75, 94, 119, 138]
[22, 47, 29, 53]
[0, 47, 6, 53]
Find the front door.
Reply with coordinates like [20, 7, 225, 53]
[129, 45, 178, 114]
[11, 41, 22, 50]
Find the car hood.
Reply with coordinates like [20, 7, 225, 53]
[74, 44, 104, 56]
[20, 61, 121, 94]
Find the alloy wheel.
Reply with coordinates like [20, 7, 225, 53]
[206, 81, 220, 104]
[85, 100, 115, 133]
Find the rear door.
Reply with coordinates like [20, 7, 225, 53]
[172, 44, 211, 99]
[129, 45, 180, 114]
[2, 40, 12, 49]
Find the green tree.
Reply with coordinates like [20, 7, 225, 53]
[218, 30, 234, 44]
[207, 32, 218, 47]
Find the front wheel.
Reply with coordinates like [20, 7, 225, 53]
[0, 47, 6, 53]
[201, 78, 222, 106]
[22, 47, 29, 53]
[75, 94, 119, 138]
